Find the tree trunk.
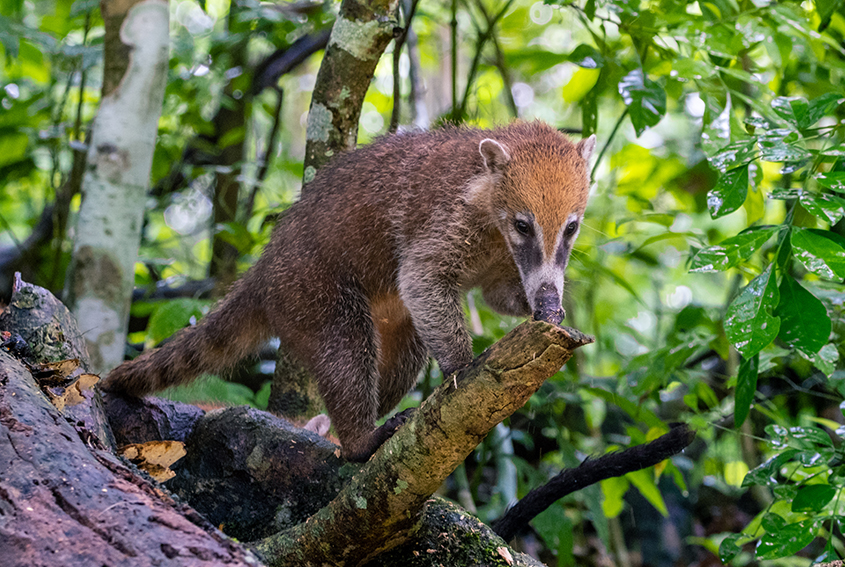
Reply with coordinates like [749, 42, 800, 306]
[302, 0, 400, 182]
[63, 0, 169, 374]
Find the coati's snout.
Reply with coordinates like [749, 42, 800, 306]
[533, 282, 565, 324]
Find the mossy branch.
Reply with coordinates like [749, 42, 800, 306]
[252, 321, 594, 567]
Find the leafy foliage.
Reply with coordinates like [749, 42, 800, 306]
[2, 0, 845, 565]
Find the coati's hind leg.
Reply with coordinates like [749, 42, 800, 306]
[373, 298, 427, 416]
[299, 287, 402, 462]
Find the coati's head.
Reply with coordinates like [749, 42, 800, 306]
[477, 123, 595, 324]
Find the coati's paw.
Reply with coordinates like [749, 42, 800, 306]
[343, 408, 417, 462]
[383, 407, 416, 434]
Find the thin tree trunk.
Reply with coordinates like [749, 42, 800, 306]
[302, 0, 400, 183]
[63, 0, 169, 374]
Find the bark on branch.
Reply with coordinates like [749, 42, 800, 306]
[252, 322, 594, 566]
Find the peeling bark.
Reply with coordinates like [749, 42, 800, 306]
[63, 0, 169, 374]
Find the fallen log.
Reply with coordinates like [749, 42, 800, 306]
[0, 276, 259, 566]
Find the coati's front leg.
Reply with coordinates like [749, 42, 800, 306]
[398, 261, 473, 378]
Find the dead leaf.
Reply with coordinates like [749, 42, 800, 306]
[31, 358, 81, 386]
[497, 547, 514, 565]
[119, 441, 187, 483]
[43, 373, 99, 409]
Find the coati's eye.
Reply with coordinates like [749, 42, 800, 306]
[514, 219, 532, 236]
[564, 221, 578, 237]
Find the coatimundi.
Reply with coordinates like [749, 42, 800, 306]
[103, 121, 596, 461]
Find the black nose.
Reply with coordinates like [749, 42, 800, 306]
[532, 283, 565, 325]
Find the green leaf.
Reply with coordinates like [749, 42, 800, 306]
[803, 343, 839, 376]
[775, 276, 831, 355]
[761, 512, 787, 532]
[735, 354, 758, 428]
[725, 265, 780, 358]
[0, 131, 28, 168]
[707, 164, 749, 218]
[689, 227, 778, 272]
[147, 298, 208, 345]
[627, 469, 668, 516]
[600, 475, 629, 518]
[707, 139, 756, 172]
[815, 171, 845, 193]
[742, 450, 798, 487]
[792, 484, 836, 512]
[791, 227, 845, 280]
[618, 69, 666, 136]
[757, 129, 812, 163]
[771, 96, 810, 129]
[719, 533, 744, 563]
[756, 520, 816, 559]
[799, 192, 845, 224]
[568, 44, 604, 68]
[804, 92, 843, 125]
[816, 0, 845, 31]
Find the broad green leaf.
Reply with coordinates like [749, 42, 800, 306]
[792, 484, 836, 512]
[804, 92, 843, 125]
[770, 95, 841, 130]
[0, 131, 28, 168]
[803, 343, 840, 376]
[816, 0, 844, 31]
[725, 265, 780, 358]
[568, 44, 604, 68]
[775, 276, 831, 356]
[791, 227, 845, 280]
[689, 226, 778, 272]
[719, 533, 744, 563]
[799, 192, 845, 224]
[701, 94, 732, 158]
[600, 475, 629, 518]
[771, 96, 810, 129]
[761, 512, 786, 532]
[756, 520, 816, 559]
[627, 469, 668, 516]
[147, 298, 208, 346]
[735, 354, 758, 428]
[618, 69, 666, 136]
[757, 129, 812, 163]
[742, 450, 798, 487]
[788, 425, 833, 446]
[707, 139, 756, 172]
[707, 164, 749, 218]
[815, 171, 845, 193]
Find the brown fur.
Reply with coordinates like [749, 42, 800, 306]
[103, 122, 593, 461]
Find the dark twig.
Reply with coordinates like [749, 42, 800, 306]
[474, 0, 517, 118]
[458, 0, 516, 120]
[245, 88, 284, 222]
[492, 423, 695, 541]
[389, 0, 421, 132]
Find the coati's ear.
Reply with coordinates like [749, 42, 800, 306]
[479, 138, 511, 174]
[577, 134, 597, 163]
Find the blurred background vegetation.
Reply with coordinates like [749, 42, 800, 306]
[1, 0, 845, 565]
